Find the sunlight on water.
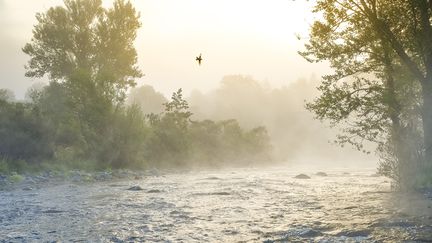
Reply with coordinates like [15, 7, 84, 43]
[1, 167, 431, 242]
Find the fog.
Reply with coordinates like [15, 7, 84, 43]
[129, 75, 376, 168]
[2, 1, 432, 242]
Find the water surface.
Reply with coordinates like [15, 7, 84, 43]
[1, 167, 431, 242]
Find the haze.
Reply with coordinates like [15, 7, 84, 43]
[2, 1, 432, 241]
[0, 0, 329, 98]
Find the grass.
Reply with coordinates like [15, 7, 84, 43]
[8, 172, 24, 183]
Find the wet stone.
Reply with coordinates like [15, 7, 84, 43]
[209, 192, 230, 195]
[336, 229, 371, 237]
[294, 174, 311, 179]
[94, 172, 112, 181]
[147, 189, 162, 193]
[299, 229, 323, 237]
[316, 172, 328, 177]
[43, 209, 64, 214]
[127, 186, 144, 191]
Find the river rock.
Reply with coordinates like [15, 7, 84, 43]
[147, 189, 162, 193]
[336, 229, 371, 237]
[94, 172, 112, 181]
[316, 172, 328, 177]
[299, 229, 322, 237]
[294, 174, 311, 179]
[127, 186, 144, 191]
[43, 209, 64, 214]
[71, 175, 82, 182]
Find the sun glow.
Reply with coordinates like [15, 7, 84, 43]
[1, 0, 327, 98]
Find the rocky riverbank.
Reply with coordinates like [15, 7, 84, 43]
[0, 169, 162, 191]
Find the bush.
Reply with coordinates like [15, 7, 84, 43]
[0, 99, 53, 163]
[0, 158, 9, 174]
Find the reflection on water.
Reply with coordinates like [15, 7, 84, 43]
[0, 167, 431, 242]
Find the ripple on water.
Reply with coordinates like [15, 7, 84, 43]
[0, 168, 431, 242]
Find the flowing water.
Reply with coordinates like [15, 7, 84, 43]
[1, 167, 431, 242]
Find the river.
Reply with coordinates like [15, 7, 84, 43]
[1, 166, 431, 242]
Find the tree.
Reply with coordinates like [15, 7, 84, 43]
[0, 89, 15, 102]
[23, 0, 142, 103]
[0, 98, 53, 163]
[23, 0, 142, 163]
[127, 85, 167, 115]
[144, 89, 192, 167]
[302, 0, 431, 187]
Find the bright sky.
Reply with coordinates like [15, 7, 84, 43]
[0, 0, 330, 98]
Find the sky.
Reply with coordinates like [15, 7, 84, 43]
[0, 0, 331, 98]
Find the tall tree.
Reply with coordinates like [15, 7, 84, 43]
[23, 0, 142, 159]
[302, 0, 431, 183]
[23, 0, 142, 103]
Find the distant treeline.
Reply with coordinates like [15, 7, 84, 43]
[0, 85, 272, 173]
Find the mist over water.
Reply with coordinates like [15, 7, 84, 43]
[1, 167, 431, 242]
[130, 75, 376, 168]
[2, 0, 432, 242]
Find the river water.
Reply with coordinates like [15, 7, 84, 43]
[1, 167, 431, 242]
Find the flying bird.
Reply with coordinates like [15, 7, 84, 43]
[196, 53, 203, 66]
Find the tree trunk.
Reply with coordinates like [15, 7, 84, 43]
[421, 79, 432, 168]
[382, 42, 409, 189]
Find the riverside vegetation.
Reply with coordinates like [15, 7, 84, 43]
[0, 0, 271, 183]
[1, 0, 432, 193]
[0, 86, 272, 179]
[301, 0, 432, 190]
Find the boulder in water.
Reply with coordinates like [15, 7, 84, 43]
[336, 229, 371, 237]
[147, 189, 162, 193]
[127, 186, 144, 191]
[316, 172, 328, 177]
[294, 174, 311, 179]
[299, 228, 322, 237]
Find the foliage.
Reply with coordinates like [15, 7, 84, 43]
[1, 0, 273, 174]
[303, 0, 432, 189]
[0, 98, 53, 163]
[22, 0, 142, 103]
[0, 89, 15, 102]
[143, 89, 273, 168]
[96, 104, 149, 168]
[127, 85, 167, 115]
[22, 0, 142, 168]
[0, 158, 9, 174]
[0, 87, 273, 173]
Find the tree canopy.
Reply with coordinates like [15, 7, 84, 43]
[303, 0, 432, 188]
[23, 0, 142, 103]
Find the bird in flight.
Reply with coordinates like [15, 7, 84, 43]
[196, 53, 203, 66]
